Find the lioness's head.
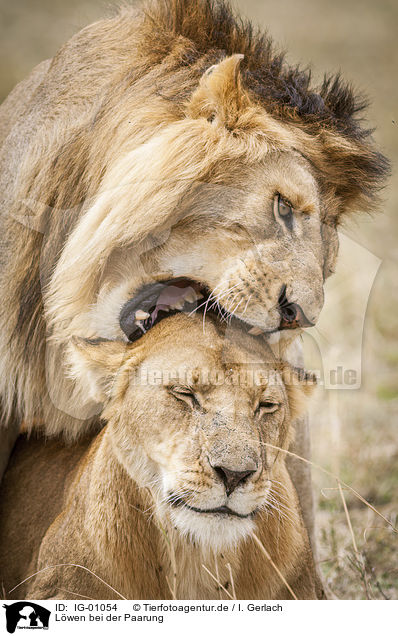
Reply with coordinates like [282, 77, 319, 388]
[70, 313, 315, 550]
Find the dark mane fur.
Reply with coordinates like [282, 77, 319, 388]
[139, 0, 373, 135]
[137, 0, 389, 194]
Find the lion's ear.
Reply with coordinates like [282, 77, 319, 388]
[68, 337, 131, 403]
[281, 366, 317, 420]
[187, 54, 249, 129]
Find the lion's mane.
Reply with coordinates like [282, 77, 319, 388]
[0, 0, 389, 439]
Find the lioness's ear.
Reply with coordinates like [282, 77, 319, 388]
[68, 337, 131, 403]
[281, 366, 317, 420]
[187, 54, 249, 128]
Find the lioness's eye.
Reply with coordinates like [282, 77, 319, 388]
[257, 401, 280, 414]
[169, 386, 199, 408]
[274, 193, 294, 231]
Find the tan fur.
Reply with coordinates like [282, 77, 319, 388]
[0, 314, 322, 600]
[0, 0, 388, 588]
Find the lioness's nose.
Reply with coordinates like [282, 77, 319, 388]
[212, 465, 256, 496]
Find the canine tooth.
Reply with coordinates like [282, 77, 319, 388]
[135, 310, 150, 320]
[248, 327, 263, 335]
[184, 289, 197, 303]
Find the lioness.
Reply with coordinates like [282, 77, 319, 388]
[0, 313, 321, 600]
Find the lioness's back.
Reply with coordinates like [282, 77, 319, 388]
[0, 433, 91, 598]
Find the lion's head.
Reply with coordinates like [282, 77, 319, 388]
[46, 49, 386, 345]
[44, 18, 388, 352]
[70, 313, 315, 550]
[110, 143, 326, 342]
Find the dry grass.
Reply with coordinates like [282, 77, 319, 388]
[7, 564, 127, 599]
[0, 0, 396, 600]
[311, 391, 398, 599]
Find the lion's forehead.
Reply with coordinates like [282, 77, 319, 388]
[176, 151, 321, 226]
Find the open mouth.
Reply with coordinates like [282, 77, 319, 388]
[119, 277, 312, 342]
[119, 277, 209, 342]
[170, 495, 256, 519]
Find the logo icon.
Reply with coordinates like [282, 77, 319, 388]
[3, 602, 50, 633]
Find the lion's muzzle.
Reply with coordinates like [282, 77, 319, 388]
[278, 284, 314, 330]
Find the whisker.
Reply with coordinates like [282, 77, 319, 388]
[242, 294, 252, 315]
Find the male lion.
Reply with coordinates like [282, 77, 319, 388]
[0, 313, 321, 600]
[0, 0, 388, 554]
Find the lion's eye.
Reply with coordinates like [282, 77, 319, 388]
[274, 194, 294, 231]
[169, 386, 199, 408]
[257, 401, 280, 414]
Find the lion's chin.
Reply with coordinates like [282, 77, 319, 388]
[169, 505, 256, 552]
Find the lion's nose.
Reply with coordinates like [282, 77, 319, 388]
[212, 465, 256, 496]
[278, 285, 314, 330]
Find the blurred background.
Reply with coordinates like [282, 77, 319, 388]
[0, 0, 396, 599]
